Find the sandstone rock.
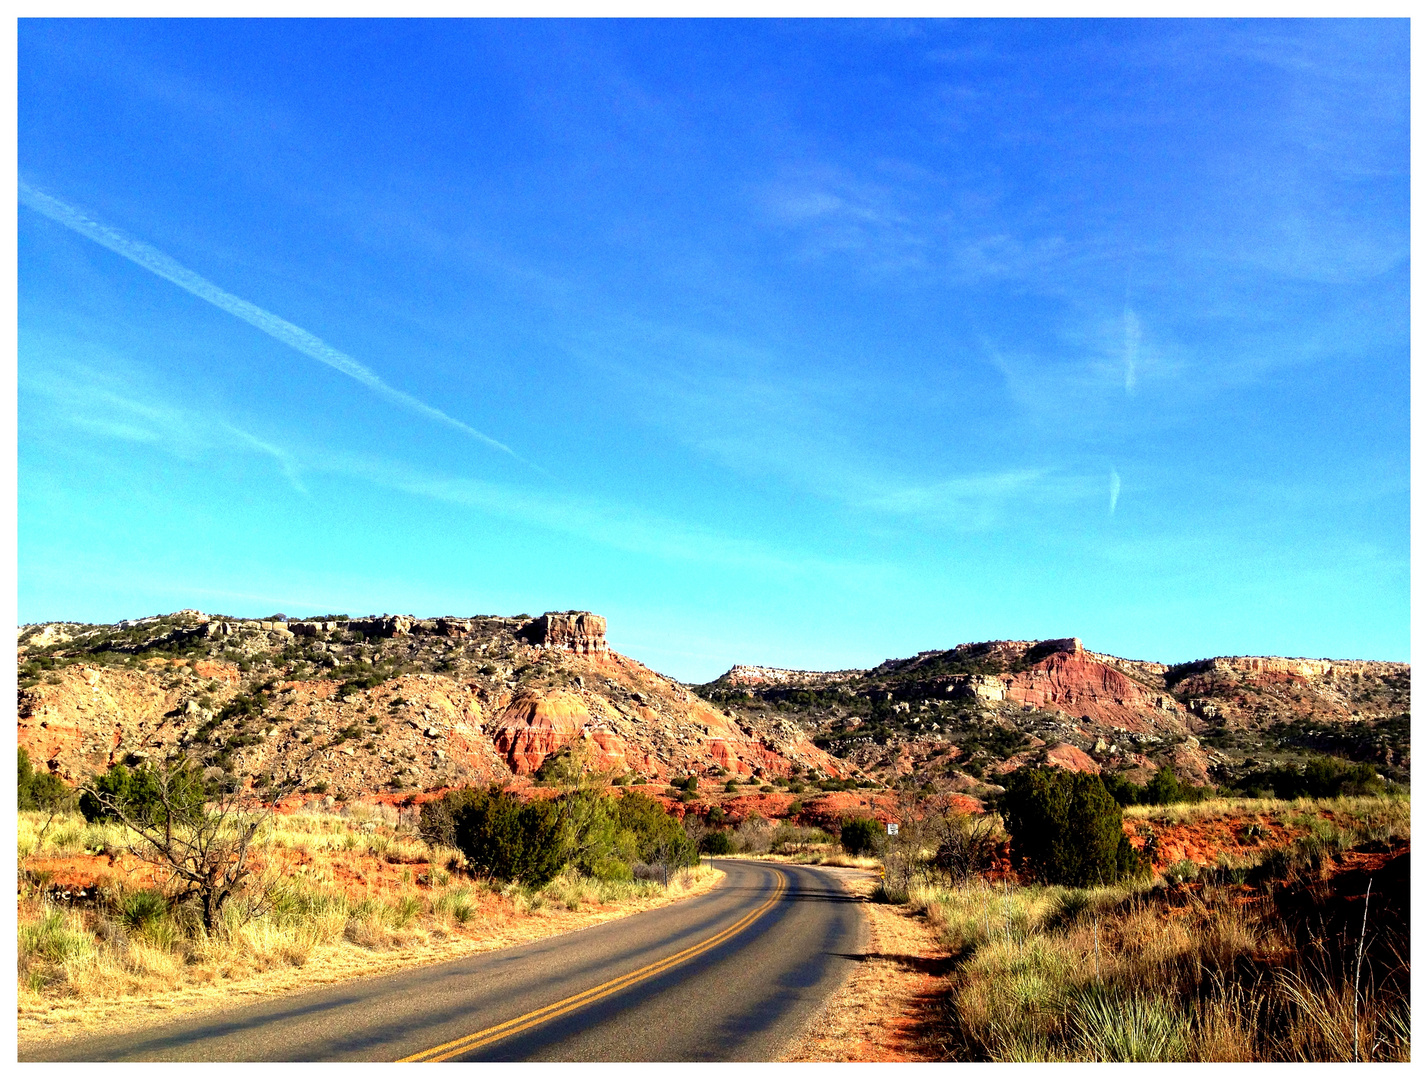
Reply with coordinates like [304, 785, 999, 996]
[1044, 743, 1101, 775]
[290, 621, 341, 636]
[492, 690, 598, 773]
[348, 615, 414, 637]
[516, 611, 608, 654]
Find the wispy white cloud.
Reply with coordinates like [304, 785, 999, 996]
[575, 318, 1106, 531]
[321, 451, 875, 580]
[760, 164, 1069, 284]
[1109, 469, 1121, 516]
[1122, 307, 1141, 394]
[18, 181, 534, 467]
[862, 469, 1061, 530]
[23, 353, 883, 585]
[22, 356, 310, 495]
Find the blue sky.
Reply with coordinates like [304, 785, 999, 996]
[18, 19, 1409, 680]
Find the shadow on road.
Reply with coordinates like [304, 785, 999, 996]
[831, 951, 954, 977]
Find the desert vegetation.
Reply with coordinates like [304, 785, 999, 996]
[858, 773, 1409, 1062]
[17, 780, 719, 1044]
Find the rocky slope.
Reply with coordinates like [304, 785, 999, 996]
[18, 615, 1408, 804]
[699, 637, 1409, 793]
[17, 610, 844, 800]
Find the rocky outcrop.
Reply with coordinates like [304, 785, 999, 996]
[517, 612, 608, 654]
[348, 615, 413, 638]
[704, 635, 1409, 789]
[17, 610, 857, 799]
[721, 665, 865, 687]
[999, 651, 1188, 732]
[493, 690, 607, 774]
[289, 620, 344, 636]
[1043, 742, 1101, 775]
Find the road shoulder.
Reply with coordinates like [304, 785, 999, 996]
[18, 867, 724, 1053]
[781, 872, 951, 1062]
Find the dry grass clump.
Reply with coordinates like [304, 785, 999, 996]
[18, 813, 129, 861]
[18, 874, 425, 1002]
[733, 844, 883, 869]
[1122, 793, 1411, 835]
[910, 840, 1409, 1061]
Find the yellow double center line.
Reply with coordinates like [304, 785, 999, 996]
[398, 869, 787, 1062]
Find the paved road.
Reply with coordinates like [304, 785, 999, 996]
[23, 859, 867, 1062]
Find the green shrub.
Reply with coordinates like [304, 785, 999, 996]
[1163, 859, 1200, 885]
[1001, 767, 1128, 886]
[418, 786, 695, 888]
[840, 816, 883, 857]
[1104, 766, 1214, 807]
[18, 748, 72, 811]
[609, 791, 697, 868]
[1117, 834, 1150, 881]
[1234, 756, 1383, 800]
[115, 888, 169, 935]
[79, 761, 207, 826]
[419, 786, 564, 887]
[702, 830, 735, 855]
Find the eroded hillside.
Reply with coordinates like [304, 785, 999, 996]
[17, 610, 843, 799]
[698, 638, 1409, 796]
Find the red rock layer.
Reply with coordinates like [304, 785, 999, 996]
[1002, 652, 1188, 732]
[492, 690, 613, 773]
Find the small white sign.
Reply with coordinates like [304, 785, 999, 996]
[886, 822, 899, 836]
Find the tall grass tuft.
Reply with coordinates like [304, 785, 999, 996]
[1069, 987, 1191, 1061]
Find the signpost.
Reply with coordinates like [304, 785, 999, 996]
[886, 822, 899, 836]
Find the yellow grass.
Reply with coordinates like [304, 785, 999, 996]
[17, 808, 723, 1050]
[905, 865, 1408, 1060]
[725, 848, 883, 869]
[1122, 793, 1410, 834]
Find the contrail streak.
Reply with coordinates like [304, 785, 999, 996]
[1109, 468, 1121, 516]
[19, 181, 526, 463]
[1123, 306, 1140, 394]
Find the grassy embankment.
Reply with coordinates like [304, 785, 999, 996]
[889, 794, 1410, 1062]
[18, 803, 720, 1045]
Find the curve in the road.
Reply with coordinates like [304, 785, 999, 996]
[399, 867, 789, 1061]
[21, 859, 866, 1062]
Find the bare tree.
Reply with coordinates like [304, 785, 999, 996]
[682, 813, 711, 864]
[81, 756, 303, 931]
[925, 803, 1001, 885]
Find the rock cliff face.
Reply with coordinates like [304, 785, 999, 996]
[996, 652, 1188, 732]
[493, 690, 607, 774]
[516, 612, 609, 654]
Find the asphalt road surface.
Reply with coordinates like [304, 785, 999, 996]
[22, 859, 868, 1062]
